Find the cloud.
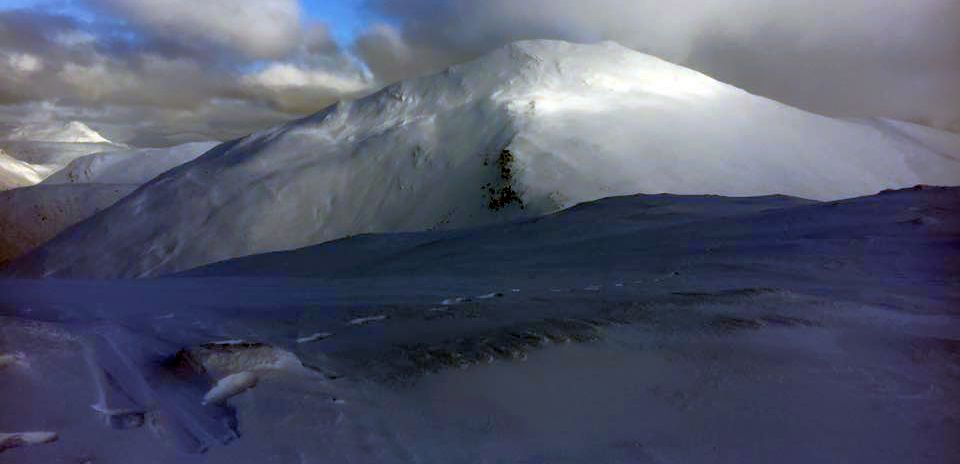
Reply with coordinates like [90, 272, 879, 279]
[7, 52, 43, 74]
[353, 23, 456, 86]
[241, 62, 371, 113]
[1, 0, 958, 147]
[360, 0, 960, 131]
[0, 7, 371, 145]
[90, 0, 304, 59]
[240, 23, 373, 112]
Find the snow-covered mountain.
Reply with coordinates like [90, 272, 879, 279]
[6, 121, 113, 144]
[0, 149, 44, 190]
[43, 141, 219, 185]
[7, 40, 960, 278]
[0, 141, 218, 263]
[0, 121, 122, 188]
[0, 184, 136, 265]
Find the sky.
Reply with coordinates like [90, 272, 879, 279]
[0, 0, 958, 147]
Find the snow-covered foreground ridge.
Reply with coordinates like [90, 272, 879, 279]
[9, 40, 960, 278]
[0, 187, 957, 462]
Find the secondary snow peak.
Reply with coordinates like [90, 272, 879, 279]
[5, 120, 113, 144]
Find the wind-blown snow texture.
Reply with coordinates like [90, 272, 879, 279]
[43, 141, 219, 185]
[8, 40, 960, 278]
[0, 187, 957, 463]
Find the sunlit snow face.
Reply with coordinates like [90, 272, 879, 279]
[512, 69, 721, 116]
[583, 72, 719, 99]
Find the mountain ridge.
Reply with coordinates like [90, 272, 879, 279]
[6, 40, 960, 278]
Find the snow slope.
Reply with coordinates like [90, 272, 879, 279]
[43, 141, 219, 185]
[0, 142, 217, 263]
[0, 184, 136, 265]
[0, 149, 44, 190]
[8, 40, 960, 277]
[0, 187, 957, 463]
[0, 140, 118, 170]
[0, 121, 122, 187]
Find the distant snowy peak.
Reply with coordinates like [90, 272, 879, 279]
[1, 141, 217, 263]
[0, 149, 44, 190]
[5, 121, 115, 144]
[43, 141, 219, 185]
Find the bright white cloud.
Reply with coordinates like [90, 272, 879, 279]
[244, 64, 367, 93]
[6, 53, 42, 74]
[241, 62, 371, 113]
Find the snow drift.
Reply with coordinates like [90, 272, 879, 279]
[7, 40, 960, 278]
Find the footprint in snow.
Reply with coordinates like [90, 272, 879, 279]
[475, 292, 503, 299]
[90, 404, 146, 429]
[296, 332, 333, 344]
[348, 315, 388, 326]
[206, 339, 250, 346]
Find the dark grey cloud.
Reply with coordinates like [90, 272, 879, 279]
[0, 5, 372, 146]
[88, 0, 304, 59]
[1, 0, 957, 147]
[358, 0, 960, 131]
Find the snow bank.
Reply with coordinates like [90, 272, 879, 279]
[202, 371, 258, 405]
[0, 431, 58, 452]
[7, 40, 960, 278]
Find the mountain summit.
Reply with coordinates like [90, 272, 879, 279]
[5, 120, 113, 144]
[8, 40, 960, 277]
